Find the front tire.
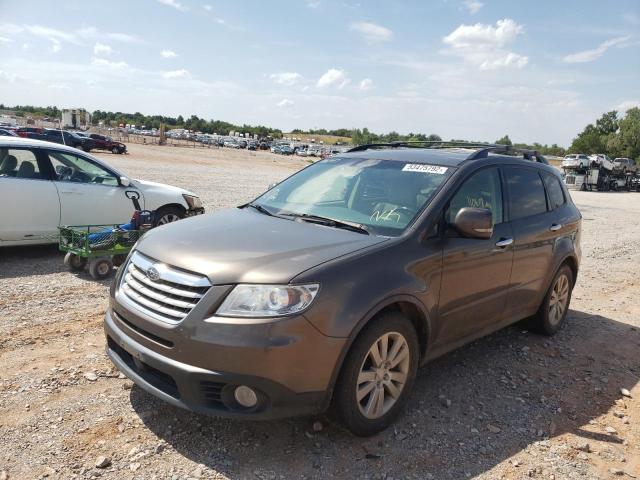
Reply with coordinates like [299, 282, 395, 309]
[334, 312, 419, 436]
[112, 146, 119, 154]
[531, 264, 574, 335]
[153, 205, 185, 227]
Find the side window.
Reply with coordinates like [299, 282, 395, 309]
[505, 167, 547, 220]
[0, 148, 45, 180]
[542, 172, 565, 210]
[47, 151, 119, 186]
[447, 168, 503, 225]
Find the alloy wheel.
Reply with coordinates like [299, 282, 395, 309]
[157, 213, 180, 225]
[548, 274, 569, 325]
[356, 332, 410, 419]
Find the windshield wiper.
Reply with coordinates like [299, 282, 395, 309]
[281, 212, 369, 235]
[243, 203, 274, 216]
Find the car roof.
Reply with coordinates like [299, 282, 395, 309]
[0, 136, 125, 176]
[338, 147, 535, 168]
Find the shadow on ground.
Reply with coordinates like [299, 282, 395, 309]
[131, 310, 639, 479]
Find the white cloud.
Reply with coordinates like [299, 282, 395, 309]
[51, 41, 62, 53]
[359, 78, 373, 91]
[162, 69, 191, 79]
[94, 42, 113, 56]
[203, 4, 213, 10]
[270, 72, 302, 86]
[317, 68, 350, 88]
[91, 57, 129, 70]
[307, 1, 321, 8]
[350, 22, 393, 43]
[463, 0, 483, 14]
[106, 32, 142, 44]
[161, 49, 178, 58]
[277, 98, 295, 107]
[0, 70, 17, 83]
[616, 100, 640, 112]
[563, 36, 631, 63]
[0, 36, 12, 44]
[156, 0, 186, 10]
[442, 18, 528, 70]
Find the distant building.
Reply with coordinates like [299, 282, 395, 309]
[61, 108, 91, 129]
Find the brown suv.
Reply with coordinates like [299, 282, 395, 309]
[104, 142, 581, 436]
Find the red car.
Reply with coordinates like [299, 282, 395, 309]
[89, 134, 127, 154]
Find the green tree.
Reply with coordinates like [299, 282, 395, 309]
[496, 135, 512, 146]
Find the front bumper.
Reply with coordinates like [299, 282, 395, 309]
[185, 207, 205, 217]
[104, 303, 345, 419]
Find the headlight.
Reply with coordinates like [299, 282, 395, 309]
[215, 284, 319, 318]
[182, 194, 202, 209]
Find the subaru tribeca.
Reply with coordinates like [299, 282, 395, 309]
[105, 142, 581, 436]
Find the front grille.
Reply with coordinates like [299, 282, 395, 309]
[565, 175, 576, 185]
[120, 251, 211, 323]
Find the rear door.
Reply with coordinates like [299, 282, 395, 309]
[435, 166, 514, 346]
[502, 166, 557, 320]
[45, 149, 139, 226]
[0, 147, 60, 242]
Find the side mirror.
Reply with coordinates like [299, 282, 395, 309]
[119, 176, 131, 187]
[453, 207, 493, 239]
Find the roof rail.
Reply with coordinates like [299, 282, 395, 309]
[347, 140, 549, 164]
[347, 140, 493, 153]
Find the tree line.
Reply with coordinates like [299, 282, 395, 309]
[2, 104, 638, 159]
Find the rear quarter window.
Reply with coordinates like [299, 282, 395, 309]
[505, 167, 548, 220]
[542, 172, 565, 210]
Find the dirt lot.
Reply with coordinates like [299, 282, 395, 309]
[1, 144, 639, 480]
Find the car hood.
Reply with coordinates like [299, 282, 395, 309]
[132, 178, 196, 197]
[135, 208, 389, 284]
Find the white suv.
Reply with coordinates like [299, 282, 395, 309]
[561, 154, 590, 170]
[0, 137, 204, 247]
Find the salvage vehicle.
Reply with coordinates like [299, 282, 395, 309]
[104, 142, 581, 436]
[613, 157, 638, 174]
[0, 137, 204, 246]
[88, 133, 127, 154]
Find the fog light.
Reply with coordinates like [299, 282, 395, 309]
[234, 385, 258, 408]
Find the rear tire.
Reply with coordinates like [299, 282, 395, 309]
[334, 312, 419, 436]
[88, 257, 113, 280]
[530, 264, 574, 336]
[64, 252, 87, 272]
[112, 146, 119, 154]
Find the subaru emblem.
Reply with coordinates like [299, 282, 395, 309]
[146, 266, 160, 281]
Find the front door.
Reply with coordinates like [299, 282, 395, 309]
[0, 147, 60, 242]
[44, 149, 139, 226]
[435, 167, 514, 347]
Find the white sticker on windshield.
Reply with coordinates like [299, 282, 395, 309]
[402, 164, 448, 174]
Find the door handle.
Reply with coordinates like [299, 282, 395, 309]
[494, 238, 513, 248]
[550, 224, 562, 231]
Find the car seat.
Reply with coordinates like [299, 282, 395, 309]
[0, 155, 18, 176]
[16, 161, 36, 179]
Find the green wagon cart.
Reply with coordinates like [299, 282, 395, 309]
[58, 225, 144, 280]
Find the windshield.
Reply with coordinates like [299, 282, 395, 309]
[254, 157, 452, 236]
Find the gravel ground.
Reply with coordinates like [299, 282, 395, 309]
[1, 144, 639, 480]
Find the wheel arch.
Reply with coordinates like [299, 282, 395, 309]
[322, 294, 431, 409]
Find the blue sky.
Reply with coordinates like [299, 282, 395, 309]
[1, 0, 639, 145]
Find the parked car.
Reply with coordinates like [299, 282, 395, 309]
[561, 154, 590, 170]
[612, 157, 638, 174]
[89, 134, 127, 154]
[247, 142, 258, 151]
[28, 129, 97, 152]
[104, 143, 581, 436]
[279, 145, 293, 155]
[0, 128, 18, 136]
[0, 137, 204, 246]
[15, 127, 45, 138]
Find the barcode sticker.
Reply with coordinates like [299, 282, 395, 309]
[402, 164, 448, 174]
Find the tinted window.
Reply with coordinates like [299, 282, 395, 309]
[542, 172, 565, 210]
[447, 167, 503, 225]
[505, 167, 547, 220]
